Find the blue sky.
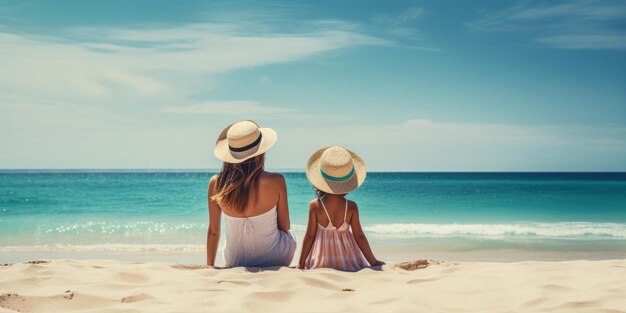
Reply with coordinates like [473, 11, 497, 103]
[1, 0, 625, 170]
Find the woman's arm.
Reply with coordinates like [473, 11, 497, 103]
[298, 201, 318, 269]
[350, 203, 384, 266]
[275, 174, 291, 232]
[206, 175, 222, 266]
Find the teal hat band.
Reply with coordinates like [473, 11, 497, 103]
[320, 166, 355, 182]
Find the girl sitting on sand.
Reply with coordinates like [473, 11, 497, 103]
[298, 146, 384, 271]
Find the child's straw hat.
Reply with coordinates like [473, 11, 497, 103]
[306, 146, 366, 194]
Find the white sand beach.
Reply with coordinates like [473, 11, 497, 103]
[1, 259, 624, 313]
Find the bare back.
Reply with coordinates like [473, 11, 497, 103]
[210, 171, 291, 231]
[313, 194, 355, 228]
[219, 171, 277, 215]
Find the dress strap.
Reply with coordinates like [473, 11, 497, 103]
[318, 196, 334, 228]
[343, 199, 348, 225]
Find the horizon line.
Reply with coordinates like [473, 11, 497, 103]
[1, 168, 625, 174]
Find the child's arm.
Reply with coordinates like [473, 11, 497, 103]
[350, 203, 385, 266]
[298, 201, 318, 269]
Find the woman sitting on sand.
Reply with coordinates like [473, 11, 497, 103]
[206, 120, 296, 267]
[298, 146, 384, 271]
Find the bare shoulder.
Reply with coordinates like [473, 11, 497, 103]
[260, 171, 284, 180]
[308, 199, 319, 210]
[347, 199, 359, 213]
[308, 199, 320, 216]
[258, 171, 286, 186]
[209, 174, 218, 183]
[208, 174, 218, 192]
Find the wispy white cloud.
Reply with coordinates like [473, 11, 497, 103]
[0, 18, 392, 168]
[0, 2, 25, 23]
[0, 95, 137, 137]
[374, 7, 424, 25]
[468, 0, 626, 50]
[372, 6, 431, 44]
[507, 1, 626, 21]
[388, 27, 424, 41]
[0, 21, 388, 102]
[162, 100, 296, 116]
[536, 34, 626, 50]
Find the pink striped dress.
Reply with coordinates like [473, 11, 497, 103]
[304, 197, 370, 272]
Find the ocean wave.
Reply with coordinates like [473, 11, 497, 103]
[4, 221, 626, 246]
[1, 222, 625, 253]
[362, 222, 626, 239]
[0, 244, 205, 253]
[43, 221, 205, 235]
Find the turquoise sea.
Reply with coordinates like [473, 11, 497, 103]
[1, 171, 625, 264]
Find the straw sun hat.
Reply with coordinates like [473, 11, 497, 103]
[214, 120, 277, 163]
[306, 146, 366, 194]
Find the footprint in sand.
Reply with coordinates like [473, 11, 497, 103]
[63, 290, 74, 300]
[217, 280, 251, 286]
[24, 260, 50, 264]
[0, 293, 26, 312]
[171, 264, 210, 270]
[121, 293, 153, 303]
[1, 290, 111, 312]
[395, 259, 431, 271]
[560, 300, 598, 309]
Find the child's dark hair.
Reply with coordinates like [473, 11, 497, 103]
[315, 188, 347, 199]
[315, 188, 327, 199]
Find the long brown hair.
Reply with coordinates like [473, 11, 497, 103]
[211, 154, 265, 211]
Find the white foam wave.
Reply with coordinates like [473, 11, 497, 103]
[0, 244, 205, 253]
[32, 221, 626, 239]
[362, 222, 626, 239]
[2, 223, 624, 254]
[2, 222, 625, 253]
[44, 221, 205, 235]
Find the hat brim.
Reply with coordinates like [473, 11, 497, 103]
[305, 146, 366, 194]
[214, 122, 277, 164]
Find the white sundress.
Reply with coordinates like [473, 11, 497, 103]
[222, 206, 296, 267]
